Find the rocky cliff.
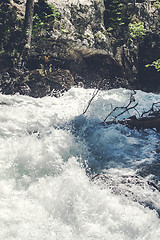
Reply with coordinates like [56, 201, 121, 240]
[0, 0, 159, 97]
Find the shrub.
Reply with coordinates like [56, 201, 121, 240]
[33, 0, 60, 35]
[145, 59, 160, 72]
[129, 21, 146, 39]
[0, 0, 21, 54]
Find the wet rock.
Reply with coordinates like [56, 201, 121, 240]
[91, 172, 160, 216]
[0, 67, 74, 98]
[29, 42, 128, 90]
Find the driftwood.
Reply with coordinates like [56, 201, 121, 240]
[101, 99, 160, 132]
[102, 99, 160, 131]
[100, 115, 160, 132]
[83, 89, 160, 131]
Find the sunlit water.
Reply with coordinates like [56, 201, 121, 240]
[0, 88, 160, 239]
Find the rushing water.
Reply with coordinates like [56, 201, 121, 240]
[0, 87, 160, 240]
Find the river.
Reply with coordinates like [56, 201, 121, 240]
[0, 87, 160, 239]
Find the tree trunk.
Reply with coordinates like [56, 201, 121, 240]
[101, 115, 160, 132]
[24, 0, 35, 48]
[118, 116, 160, 132]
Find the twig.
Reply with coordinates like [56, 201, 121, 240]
[141, 101, 160, 117]
[134, 108, 141, 118]
[103, 90, 137, 123]
[112, 103, 138, 121]
[103, 106, 123, 123]
[83, 79, 106, 115]
[83, 88, 99, 114]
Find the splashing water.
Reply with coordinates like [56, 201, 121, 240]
[0, 88, 160, 239]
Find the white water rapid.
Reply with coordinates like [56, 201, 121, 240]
[0, 87, 160, 239]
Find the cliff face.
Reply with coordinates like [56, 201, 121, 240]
[29, 0, 129, 92]
[138, 32, 160, 92]
[0, 0, 159, 97]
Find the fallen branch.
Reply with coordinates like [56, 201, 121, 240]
[101, 92, 160, 132]
[111, 102, 138, 122]
[103, 90, 137, 123]
[101, 115, 160, 132]
[83, 88, 160, 131]
[141, 101, 160, 117]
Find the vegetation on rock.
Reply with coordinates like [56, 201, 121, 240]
[33, 0, 60, 36]
[103, 0, 132, 32]
[153, 0, 160, 10]
[0, 0, 159, 97]
[0, 0, 22, 63]
[129, 21, 146, 39]
[145, 59, 160, 72]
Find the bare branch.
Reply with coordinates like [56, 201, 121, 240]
[112, 102, 138, 121]
[101, 98, 160, 132]
[103, 106, 122, 123]
[141, 101, 160, 117]
[83, 88, 99, 114]
[83, 79, 106, 115]
[103, 90, 137, 123]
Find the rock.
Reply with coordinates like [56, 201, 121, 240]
[1, 0, 160, 97]
[68, 47, 127, 89]
[0, 67, 74, 98]
[138, 32, 160, 92]
[19, 84, 31, 95]
[91, 172, 160, 216]
[29, 0, 129, 91]
[29, 41, 128, 90]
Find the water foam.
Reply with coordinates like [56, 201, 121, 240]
[0, 88, 160, 239]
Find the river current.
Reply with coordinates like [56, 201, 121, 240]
[0, 87, 160, 239]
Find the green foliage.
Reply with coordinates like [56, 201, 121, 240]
[145, 59, 160, 72]
[0, 0, 22, 56]
[129, 21, 146, 39]
[104, 0, 132, 32]
[0, 0, 60, 66]
[33, 0, 60, 35]
[104, 0, 124, 31]
[153, 1, 160, 10]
